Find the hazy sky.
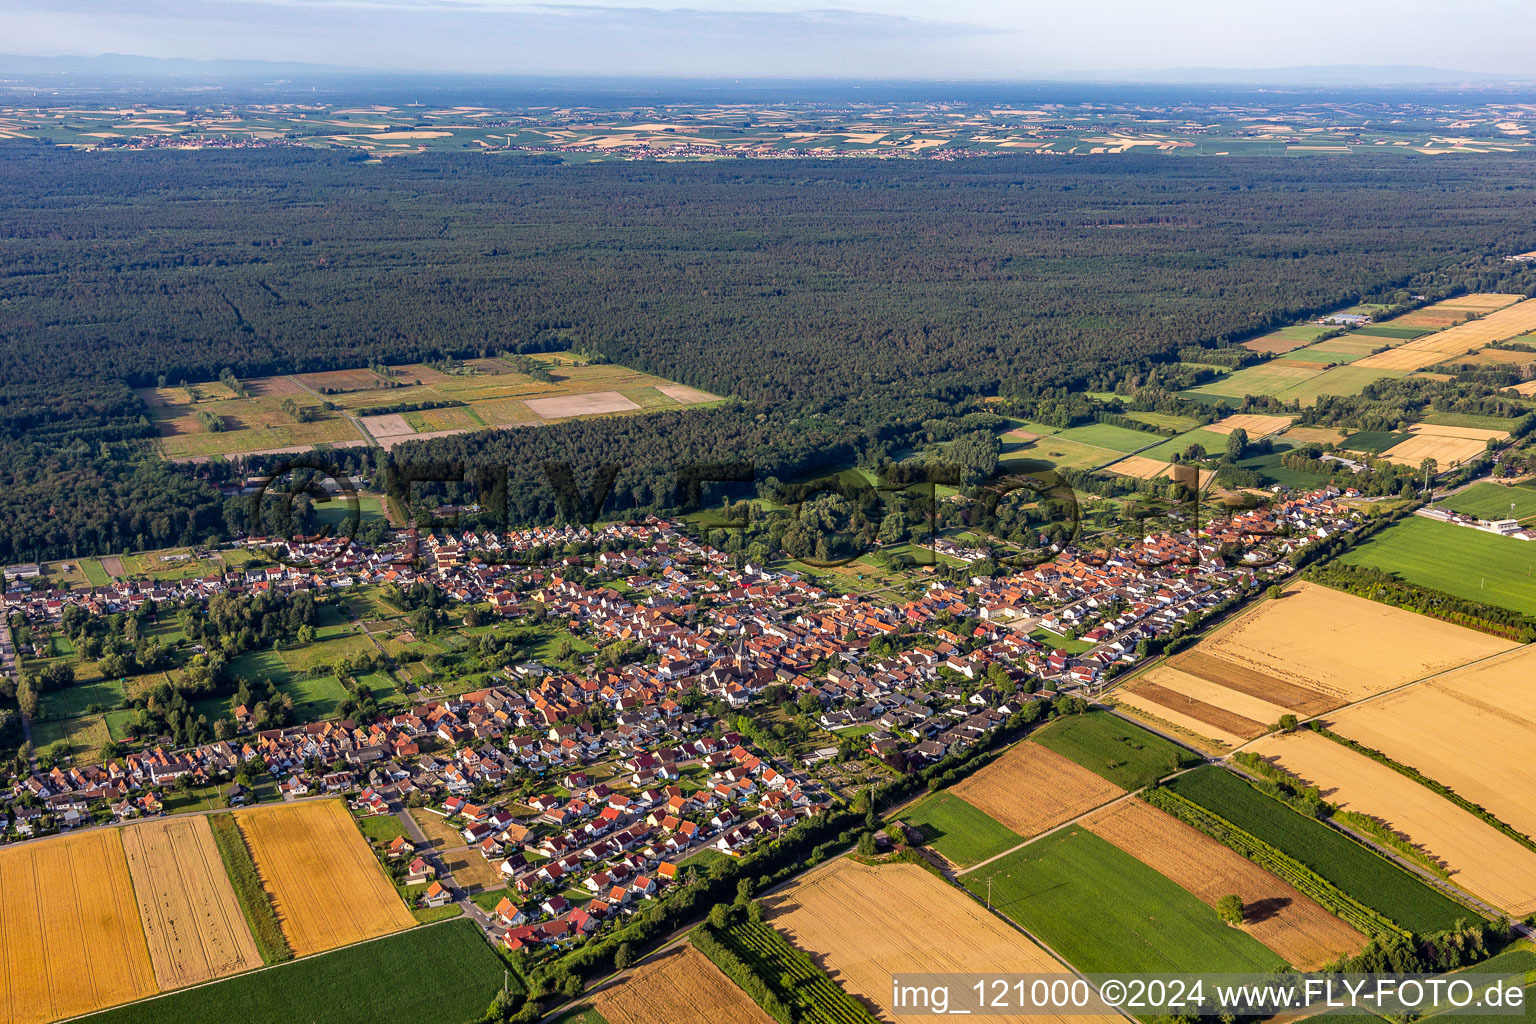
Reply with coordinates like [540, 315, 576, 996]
[5, 0, 1536, 79]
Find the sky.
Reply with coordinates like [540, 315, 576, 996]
[4, 0, 1536, 80]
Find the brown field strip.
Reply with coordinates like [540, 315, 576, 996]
[1113, 688, 1249, 747]
[1380, 433, 1494, 468]
[1105, 454, 1171, 479]
[1197, 582, 1513, 703]
[593, 942, 775, 1024]
[949, 742, 1123, 836]
[0, 829, 158, 1024]
[1250, 730, 1536, 917]
[1124, 682, 1268, 741]
[1135, 666, 1290, 726]
[121, 815, 262, 989]
[1171, 649, 1338, 715]
[1325, 645, 1536, 841]
[1084, 800, 1366, 968]
[236, 799, 416, 957]
[767, 859, 1120, 1024]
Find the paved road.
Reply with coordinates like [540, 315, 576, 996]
[391, 801, 501, 941]
[0, 615, 37, 772]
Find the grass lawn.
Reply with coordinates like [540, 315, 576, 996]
[1337, 516, 1536, 616]
[278, 673, 353, 720]
[1000, 435, 1120, 472]
[79, 920, 504, 1024]
[965, 827, 1284, 974]
[548, 1008, 609, 1024]
[1277, 346, 1367, 364]
[355, 813, 408, 844]
[1028, 628, 1097, 654]
[1439, 483, 1536, 522]
[1055, 422, 1165, 454]
[36, 676, 127, 721]
[314, 493, 388, 533]
[1166, 766, 1472, 934]
[78, 558, 112, 586]
[1121, 410, 1202, 432]
[1138, 428, 1235, 462]
[1031, 711, 1199, 789]
[1234, 448, 1335, 489]
[900, 790, 1020, 866]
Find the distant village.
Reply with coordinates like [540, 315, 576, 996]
[0, 486, 1367, 950]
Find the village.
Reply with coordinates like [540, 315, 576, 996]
[0, 484, 1367, 954]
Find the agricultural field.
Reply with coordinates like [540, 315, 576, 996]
[80, 919, 504, 1024]
[1269, 365, 1408, 404]
[1122, 409, 1202, 432]
[1029, 710, 1198, 790]
[1115, 673, 1272, 748]
[1180, 363, 1324, 401]
[1439, 482, 1536, 522]
[899, 790, 1021, 867]
[1338, 516, 1536, 616]
[1355, 297, 1536, 371]
[998, 433, 1120, 472]
[1138, 427, 1239, 461]
[1240, 323, 1335, 354]
[593, 942, 775, 1024]
[235, 799, 416, 957]
[1054, 421, 1163, 453]
[1323, 644, 1536, 840]
[1165, 767, 1472, 935]
[1341, 429, 1415, 453]
[1083, 799, 1366, 968]
[948, 741, 1123, 838]
[966, 827, 1285, 974]
[767, 859, 1120, 1024]
[121, 816, 263, 989]
[1379, 423, 1505, 469]
[1250, 730, 1536, 917]
[142, 386, 364, 460]
[1190, 581, 1512, 706]
[0, 828, 158, 1024]
[1207, 413, 1294, 437]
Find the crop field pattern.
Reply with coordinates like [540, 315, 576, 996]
[967, 828, 1285, 975]
[121, 816, 263, 989]
[1324, 645, 1536, 840]
[1338, 516, 1536, 616]
[767, 859, 1120, 1024]
[0, 829, 158, 1024]
[1193, 582, 1512, 704]
[1083, 800, 1366, 968]
[1356, 296, 1536, 370]
[236, 800, 416, 956]
[948, 741, 1124, 837]
[1166, 767, 1470, 935]
[593, 943, 775, 1024]
[1250, 730, 1536, 917]
[901, 790, 1021, 867]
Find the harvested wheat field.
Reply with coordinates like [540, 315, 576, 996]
[1208, 413, 1294, 437]
[655, 383, 722, 405]
[1084, 800, 1365, 968]
[1167, 649, 1338, 716]
[1124, 666, 1286, 743]
[1356, 299, 1536, 371]
[767, 859, 1119, 1024]
[1104, 454, 1170, 479]
[1281, 425, 1349, 445]
[949, 742, 1123, 836]
[1197, 582, 1512, 704]
[1250, 729, 1536, 917]
[236, 799, 415, 957]
[1381, 423, 1506, 469]
[0, 828, 158, 1024]
[1325, 645, 1536, 840]
[593, 942, 775, 1024]
[1440, 293, 1524, 312]
[121, 815, 262, 989]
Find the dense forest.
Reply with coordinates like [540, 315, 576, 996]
[3, 148, 1536, 560]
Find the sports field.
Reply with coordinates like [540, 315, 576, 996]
[1438, 482, 1536, 522]
[1324, 645, 1536, 840]
[121, 816, 262, 989]
[949, 741, 1123, 837]
[1193, 581, 1513, 704]
[236, 799, 416, 956]
[0, 828, 158, 1024]
[966, 827, 1285, 974]
[1083, 799, 1366, 968]
[78, 919, 503, 1024]
[901, 790, 1021, 867]
[1029, 710, 1198, 789]
[1250, 730, 1536, 917]
[767, 859, 1121, 1024]
[594, 943, 774, 1024]
[1338, 515, 1536, 616]
[1165, 767, 1472, 935]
